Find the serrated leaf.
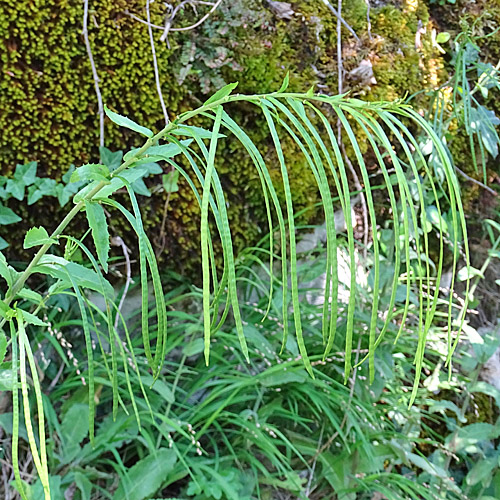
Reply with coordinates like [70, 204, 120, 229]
[20, 310, 49, 327]
[0, 205, 21, 225]
[85, 202, 110, 272]
[163, 170, 179, 193]
[171, 124, 226, 139]
[104, 106, 153, 138]
[124, 140, 192, 162]
[17, 288, 43, 303]
[112, 448, 177, 500]
[92, 167, 149, 200]
[24, 226, 58, 249]
[204, 82, 238, 106]
[71, 164, 110, 183]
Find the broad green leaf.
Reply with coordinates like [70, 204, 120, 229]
[99, 147, 123, 171]
[33, 255, 114, 298]
[85, 202, 110, 272]
[0, 365, 13, 391]
[24, 227, 58, 249]
[104, 106, 154, 138]
[0, 236, 7, 250]
[471, 106, 500, 158]
[14, 162, 37, 186]
[74, 472, 93, 500]
[61, 403, 89, 450]
[70, 164, 110, 183]
[141, 374, 175, 403]
[27, 178, 58, 205]
[112, 448, 177, 500]
[449, 423, 500, 453]
[466, 457, 497, 487]
[163, 170, 179, 193]
[457, 265, 483, 281]
[204, 82, 238, 106]
[0, 205, 21, 225]
[182, 337, 204, 357]
[6, 178, 25, 201]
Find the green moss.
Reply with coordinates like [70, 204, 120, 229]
[1, 0, 489, 272]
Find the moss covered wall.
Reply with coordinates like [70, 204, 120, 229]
[1, 0, 492, 270]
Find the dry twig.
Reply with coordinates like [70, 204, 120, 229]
[146, 0, 170, 125]
[82, 0, 105, 148]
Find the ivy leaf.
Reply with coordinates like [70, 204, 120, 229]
[14, 162, 37, 186]
[104, 106, 153, 138]
[100, 147, 124, 171]
[204, 82, 238, 106]
[163, 170, 179, 193]
[5, 178, 25, 201]
[56, 182, 82, 207]
[27, 178, 58, 205]
[85, 202, 110, 273]
[24, 226, 58, 249]
[131, 178, 151, 197]
[0, 205, 21, 225]
[70, 164, 110, 183]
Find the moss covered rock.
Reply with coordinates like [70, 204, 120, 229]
[0, 0, 472, 271]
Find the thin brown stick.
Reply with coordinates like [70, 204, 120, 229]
[455, 165, 497, 196]
[82, 0, 104, 148]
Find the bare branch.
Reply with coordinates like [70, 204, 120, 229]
[82, 0, 105, 148]
[320, 0, 359, 42]
[111, 236, 133, 330]
[455, 166, 498, 196]
[126, 0, 222, 42]
[146, 0, 170, 125]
